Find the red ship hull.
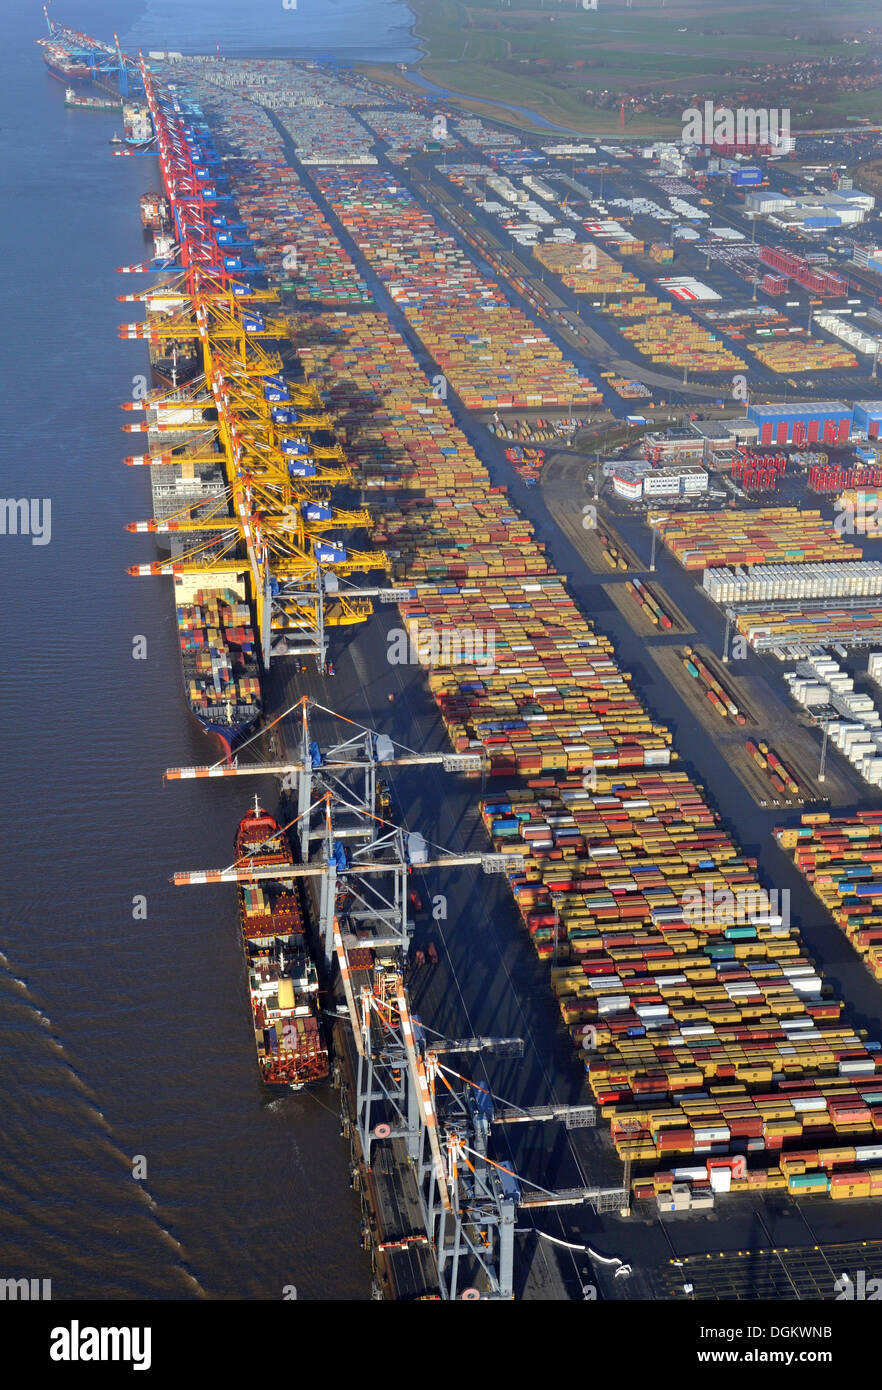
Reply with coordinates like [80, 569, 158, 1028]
[235, 806, 329, 1090]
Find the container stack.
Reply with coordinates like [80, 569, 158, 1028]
[177, 590, 260, 720]
[650, 507, 860, 570]
[313, 171, 602, 411]
[703, 561, 882, 605]
[478, 783, 882, 1200]
[187, 92, 371, 302]
[358, 108, 462, 154]
[614, 304, 746, 374]
[298, 313, 494, 496]
[749, 337, 857, 374]
[533, 242, 643, 296]
[777, 813, 882, 983]
[735, 605, 882, 651]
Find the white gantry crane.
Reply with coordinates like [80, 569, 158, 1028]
[168, 699, 625, 1298]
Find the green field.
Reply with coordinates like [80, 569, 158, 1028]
[397, 0, 882, 135]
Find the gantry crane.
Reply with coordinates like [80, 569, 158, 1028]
[167, 696, 509, 965]
[167, 702, 622, 1297]
[120, 353, 391, 663]
[38, 8, 142, 97]
[120, 76, 390, 666]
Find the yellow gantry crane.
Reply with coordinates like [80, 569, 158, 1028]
[120, 268, 390, 664]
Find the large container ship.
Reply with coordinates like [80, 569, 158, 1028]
[40, 40, 94, 82]
[176, 587, 262, 760]
[148, 338, 201, 388]
[235, 802, 329, 1090]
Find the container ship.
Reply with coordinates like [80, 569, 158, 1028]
[148, 336, 201, 388]
[65, 86, 120, 110]
[235, 801, 329, 1090]
[122, 100, 154, 148]
[39, 40, 95, 82]
[177, 587, 262, 760]
[140, 191, 170, 231]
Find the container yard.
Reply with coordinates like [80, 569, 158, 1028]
[749, 337, 859, 375]
[481, 775, 882, 1206]
[42, 11, 882, 1319]
[358, 108, 462, 155]
[777, 814, 882, 984]
[172, 75, 372, 302]
[314, 170, 603, 412]
[291, 263, 882, 1215]
[608, 300, 747, 375]
[649, 507, 861, 571]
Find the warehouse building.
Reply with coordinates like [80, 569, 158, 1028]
[691, 417, 759, 454]
[746, 401, 852, 447]
[744, 190, 874, 228]
[853, 402, 882, 439]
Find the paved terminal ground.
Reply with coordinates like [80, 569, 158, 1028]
[242, 99, 882, 1297]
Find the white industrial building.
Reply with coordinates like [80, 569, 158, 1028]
[744, 189, 875, 228]
[612, 462, 708, 501]
[703, 561, 882, 604]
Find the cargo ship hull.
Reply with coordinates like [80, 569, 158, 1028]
[43, 53, 94, 82]
[176, 587, 262, 761]
[235, 805, 330, 1090]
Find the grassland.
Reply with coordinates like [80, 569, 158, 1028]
[385, 0, 882, 136]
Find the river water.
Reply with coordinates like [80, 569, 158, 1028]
[0, 0, 419, 1302]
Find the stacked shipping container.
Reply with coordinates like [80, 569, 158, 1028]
[649, 507, 860, 570]
[313, 171, 602, 411]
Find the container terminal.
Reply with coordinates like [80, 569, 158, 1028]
[45, 17, 882, 1300]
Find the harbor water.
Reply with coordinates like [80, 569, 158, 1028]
[0, 0, 431, 1300]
